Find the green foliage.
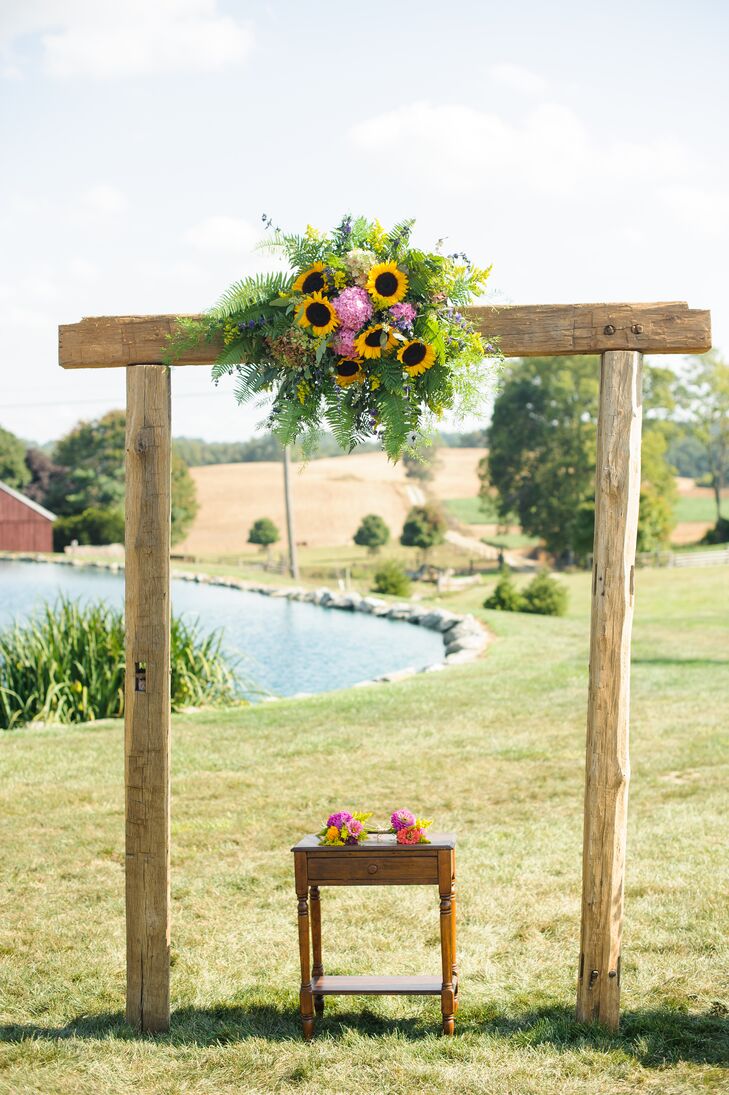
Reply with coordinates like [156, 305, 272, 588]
[676, 351, 729, 523]
[484, 356, 677, 560]
[702, 517, 729, 544]
[171, 451, 199, 546]
[48, 411, 126, 515]
[353, 514, 390, 555]
[483, 569, 525, 612]
[403, 443, 440, 482]
[484, 568, 568, 616]
[400, 503, 447, 555]
[0, 598, 242, 729]
[52, 507, 125, 551]
[372, 559, 411, 597]
[248, 517, 279, 548]
[168, 214, 500, 458]
[521, 570, 568, 616]
[0, 425, 31, 490]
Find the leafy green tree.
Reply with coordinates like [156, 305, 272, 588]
[354, 514, 390, 555]
[24, 448, 63, 505]
[42, 411, 198, 546]
[521, 570, 568, 616]
[676, 351, 729, 523]
[0, 425, 31, 490]
[483, 569, 525, 612]
[372, 560, 411, 597]
[482, 356, 676, 561]
[170, 451, 199, 546]
[400, 503, 446, 559]
[53, 507, 126, 551]
[248, 517, 280, 560]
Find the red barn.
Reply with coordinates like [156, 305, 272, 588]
[0, 480, 55, 553]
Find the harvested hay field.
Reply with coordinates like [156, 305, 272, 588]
[178, 449, 486, 556]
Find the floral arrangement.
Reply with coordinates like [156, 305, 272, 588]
[317, 807, 432, 846]
[168, 215, 499, 459]
[389, 808, 433, 845]
[318, 810, 373, 846]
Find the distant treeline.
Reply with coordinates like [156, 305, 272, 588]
[173, 429, 489, 467]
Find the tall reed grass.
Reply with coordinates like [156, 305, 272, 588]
[0, 597, 244, 729]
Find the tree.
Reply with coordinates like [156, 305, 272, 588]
[400, 503, 446, 559]
[40, 411, 197, 546]
[0, 426, 31, 490]
[402, 443, 441, 483]
[482, 356, 677, 561]
[24, 447, 64, 505]
[170, 450, 199, 546]
[354, 514, 390, 555]
[676, 352, 729, 523]
[53, 507, 126, 552]
[248, 517, 280, 560]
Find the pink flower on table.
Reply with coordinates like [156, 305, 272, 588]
[332, 286, 373, 329]
[332, 329, 357, 357]
[390, 808, 416, 832]
[396, 826, 424, 845]
[346, 818, 364, 837]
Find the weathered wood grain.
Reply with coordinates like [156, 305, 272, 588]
[58, 302, 711, 369]
[124, 365, 172, 1033]
[576, 349, 642, 1031]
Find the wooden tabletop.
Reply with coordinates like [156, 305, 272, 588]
[292, 832, 456, 852]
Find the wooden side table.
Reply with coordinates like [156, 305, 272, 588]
[291, 832, 457, 1038]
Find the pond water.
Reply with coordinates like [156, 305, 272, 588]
[0, 561, 443, 698]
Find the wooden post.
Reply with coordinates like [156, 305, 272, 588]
[124, 364, 172, 1033]
[577, 350, 643, 1030]
[282, 446, 299, 580]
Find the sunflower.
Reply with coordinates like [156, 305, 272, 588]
[292, 262, 329, 295]
[334, 358, 365, 387]
[366, 261, 408, 306]
[397, 339, 436, 376]
[296, 291, 339, 337]
[355, 324, 397, 360]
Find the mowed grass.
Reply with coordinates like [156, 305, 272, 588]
[674, 493, 727, 524]
[1, 568, 728, 1094]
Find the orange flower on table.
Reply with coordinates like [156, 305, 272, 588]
[326, 825, 340, 842]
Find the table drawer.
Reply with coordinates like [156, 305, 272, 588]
[307, 854, 438, 885]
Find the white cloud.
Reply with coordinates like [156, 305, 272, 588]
[0, 0, 253, 79]
[659, 183, 729, 236]
[491, 62, 547, 96]
[184, 215, 259, 255]
[82, 184, 128, 213]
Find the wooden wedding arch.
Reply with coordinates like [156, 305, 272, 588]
[58, 301, 711, 1035]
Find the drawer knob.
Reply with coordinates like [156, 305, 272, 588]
[367, 863, 378, 874]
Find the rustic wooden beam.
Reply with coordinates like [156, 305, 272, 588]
[125, 364, 172, 1033]
[58, 302, 711, 369]
[577, 349, 642, 1031]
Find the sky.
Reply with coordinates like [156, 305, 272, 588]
[1, 0, 727, 446]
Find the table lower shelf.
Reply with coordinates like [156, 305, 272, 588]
[311, 975, 444, 996]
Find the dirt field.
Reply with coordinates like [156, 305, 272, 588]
[177, 449, 486, 556]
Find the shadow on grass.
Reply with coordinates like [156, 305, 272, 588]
[1, 1000, 727, 1066]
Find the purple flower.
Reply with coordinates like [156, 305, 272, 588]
[389, 301, 417, 330]
[390, 808, 416, 832]
[326, 811, 353, 830]
[346, 818, 364, 837]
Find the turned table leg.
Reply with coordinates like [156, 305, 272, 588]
[294, 853, 315, 1039]
[451, 851, 458, 1013]
[438, 850, 456, 1035]
[310, 885, 324, 1016]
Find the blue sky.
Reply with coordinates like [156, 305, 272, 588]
[1, 0, 727, 444]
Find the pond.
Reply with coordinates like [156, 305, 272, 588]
[0, 561, 444, 699]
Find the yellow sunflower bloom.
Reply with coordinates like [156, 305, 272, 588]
[397, 339, 436, 376]
[292, 262, 329, 295]
[366, 261, 408, 306]
[296, 291, 339, 337]
[334, 358, 365, 387]
[355, 324, 397, 360]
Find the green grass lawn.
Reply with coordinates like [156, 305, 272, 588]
[444, 496, 501, 524]
[1, 567, 728, 1093]
[674, 494, 727, 524]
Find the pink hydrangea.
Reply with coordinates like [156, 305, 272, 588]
[333, 286, 373, 329]
[389, 301, 417, 328]
[396, 827, 424, 845]
[332, 329, 357, 357]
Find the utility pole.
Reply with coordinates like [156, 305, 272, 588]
[282, 446, 299, 580]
